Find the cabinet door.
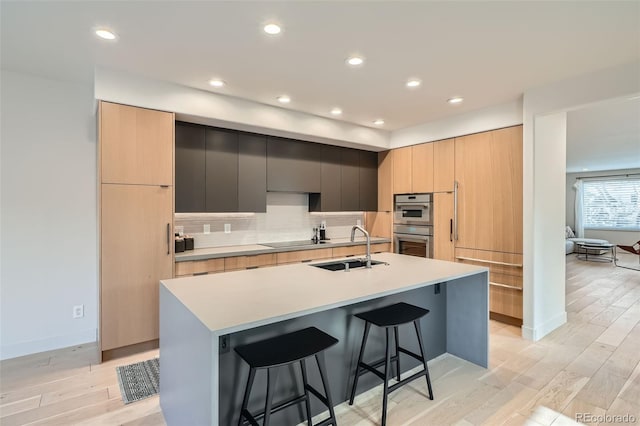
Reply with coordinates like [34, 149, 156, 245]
[100, 102, 173, 186]
[319, 145, 342, 211]
[101, 184, 173, 351]
[454, 126, 523, 253]
[411, 143, 434, 193]
[341, 148, 360, 211]
[206, 129, 238, 212]
[433, 138, 455, 192]
[359, 151, 378, 211]
[377, 151, 393, 211]
[433, 192, 455, 261]
[238, 133, 267, 212]
[175, 122, 206, 212]
[393, 146, 412, 194]
[267, 137, 322, 192]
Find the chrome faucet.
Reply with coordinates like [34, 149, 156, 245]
[351, 225, 371, 268]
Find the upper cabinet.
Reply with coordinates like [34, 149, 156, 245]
[392, 143, 434, 194]
[454, 126, 523, 254]
[175, 123, 206, 212]
[433, 138, 455, 192]
[310, 146, 378, 212]
[100, 102, 173, 186]
[175, 123, 267, 213]
[267, 137, 322, 193]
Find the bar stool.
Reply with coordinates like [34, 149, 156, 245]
[348, 302, 434, 426]
[235, 327, 339, 426]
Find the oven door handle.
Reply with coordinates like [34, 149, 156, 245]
[396, 203, 431, 208]
[394, 233, 430, 242]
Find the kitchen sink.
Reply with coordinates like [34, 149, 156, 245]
[311, 259, 386, 271]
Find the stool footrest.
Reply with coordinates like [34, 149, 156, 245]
[398, 347, 424, 363]
[306, 384, 330, 408]
[244, 394, 308, 423]
[389, 368, 429, 394]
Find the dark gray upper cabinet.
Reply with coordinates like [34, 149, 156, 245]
[315, 145, 342, 211]
[175, 122, 206, 213]
[267, 137, 322, 193]
[359, 151, 378, 211]
[341, 148, 361, 211]
[238, 133, 267, 213]
[205, 129, 238, 212]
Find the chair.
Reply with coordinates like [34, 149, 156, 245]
[616, 240, 640, 271]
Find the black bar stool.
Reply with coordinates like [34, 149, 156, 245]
[235, 327, 339, 426]
[348, 302, 434, 426]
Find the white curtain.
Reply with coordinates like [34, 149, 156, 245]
[573, 179, 585, 238]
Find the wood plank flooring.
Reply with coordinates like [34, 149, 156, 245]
[1, 254, 639, 425]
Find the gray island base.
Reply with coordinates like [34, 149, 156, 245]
[159, 253, 489, 426]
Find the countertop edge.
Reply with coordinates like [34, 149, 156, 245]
[175, 237, 392, 262]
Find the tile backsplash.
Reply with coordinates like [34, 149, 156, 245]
[175, 193, 365, 249]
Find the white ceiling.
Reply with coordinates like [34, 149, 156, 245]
[2, 1, 639, 132]
[566, 97, 640, 173]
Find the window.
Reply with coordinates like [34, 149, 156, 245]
[583, 178, 640, 230]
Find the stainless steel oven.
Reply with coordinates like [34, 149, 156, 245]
[394, 224, 433, 258]
[394, 194, 432, 225]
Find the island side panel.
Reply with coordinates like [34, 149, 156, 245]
[218, 285, 447, 425]
[445, 271, 489, 367]
[160, 284, 216, 426]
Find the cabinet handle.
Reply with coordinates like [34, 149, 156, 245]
[166, 223, 171, 255]
[246, 266, 259, 270]
[456, 256, 523, 268]
[193, 272, 209, 276]
[449, 219, 453, 242]
[453, 181, 459, 241]
[301, 259, 313, 263]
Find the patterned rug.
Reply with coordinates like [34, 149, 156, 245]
[116, 357, 160, 404]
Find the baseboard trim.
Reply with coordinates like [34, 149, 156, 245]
[0, 328, 97, 361]
[101, 339, 159, 362]
[522, 311, 567, 341]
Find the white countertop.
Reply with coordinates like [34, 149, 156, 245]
[161, 253, 488, 335]
[174, 237, 391, 262]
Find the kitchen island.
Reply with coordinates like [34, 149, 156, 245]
[159, 252, 489, 426]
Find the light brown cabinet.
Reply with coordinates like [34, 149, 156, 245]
[100, 102, 174, 186]
[224, 253, 277, 271]
[99, 101, 174, 358]
[454, 126, 523, 254]
[433, 192, 455, 262]
[453, 125, 523, 321]
[175, 258, 224, 277]
[392, 144, 434, 194]
[276, 248, 333, 265]
[433, 138, 455, 192]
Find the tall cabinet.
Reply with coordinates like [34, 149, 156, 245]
[99, 102, 174, 358]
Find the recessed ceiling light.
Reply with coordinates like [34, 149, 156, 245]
[373, 119, 385, 126]
[209, 79, 225, 88]
[346, 56, 364, 66]
[330, 107, 342, 116]
[406, 79, 421, 88]
[95, 28, 117, 40]
[582, 168, 589, 171]
[263, 23, 281, 35]
[277, 95, 291, 104]
[447, 97, 464, 104]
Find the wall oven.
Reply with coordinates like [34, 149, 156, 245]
[394, 194, 432, 225]
[393, 194, 434, 258]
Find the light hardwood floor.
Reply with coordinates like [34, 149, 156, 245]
[1, 254, 639, 425]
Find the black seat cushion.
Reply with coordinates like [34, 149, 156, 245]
[235, 327, 338, 368]
[355, 302, 429, 327]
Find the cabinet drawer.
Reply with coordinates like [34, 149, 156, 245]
[490, 285, 523, 320]
[371, 243, 390, 253]
[276, 248, 333, 265]
[332, 245, 366, 258]
[225, 253, 276, 271]
[175, 258, 225, 277]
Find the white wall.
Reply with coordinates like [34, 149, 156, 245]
[522, 61, 640, 341]
[95, 67, 390, 151]
[566, 168, 640, 245]
[0, 70, 98, 360]
[389, 99, 523, 148]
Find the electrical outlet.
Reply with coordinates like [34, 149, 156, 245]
[434, 283, 441, 295]
[224, 224, 231, 234]
[219, 335, 230, 353]
[204, 224, 210, 234]
[321, 220, 327, 228]
[356, 219, 362, 227]
[73, 305, 84, 319]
